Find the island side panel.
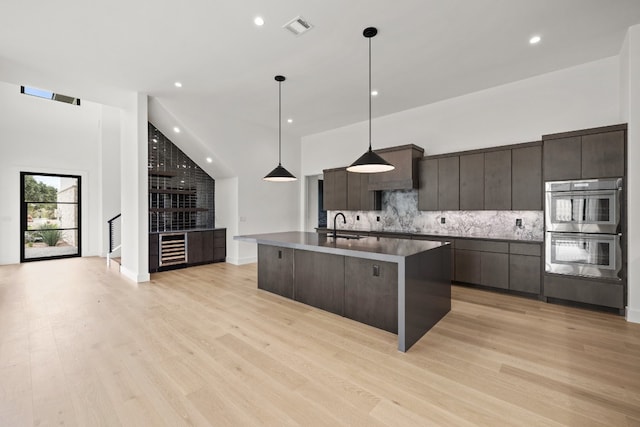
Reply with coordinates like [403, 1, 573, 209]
[400, 244, 452, 352]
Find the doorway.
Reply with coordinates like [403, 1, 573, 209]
[20, 172, 81, 262]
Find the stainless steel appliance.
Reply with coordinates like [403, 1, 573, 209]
[545, 178, 622, 280]
[545, 178, 622, 233]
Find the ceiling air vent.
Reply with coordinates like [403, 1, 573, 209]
[283, 16, 313, 36]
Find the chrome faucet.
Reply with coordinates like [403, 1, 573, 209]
[333, 212, 346, 239]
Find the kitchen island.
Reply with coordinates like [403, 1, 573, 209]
[234, 231, 451, 352]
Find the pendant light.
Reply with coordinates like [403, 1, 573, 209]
[264, 75, 297, 182]
[347, 27, 394, 174]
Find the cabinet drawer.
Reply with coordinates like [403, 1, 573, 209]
[509, 242, 541, 256]
[543, 274, 623, 309]
[510, 255, 540, 294]
[455, 239, 508, 253]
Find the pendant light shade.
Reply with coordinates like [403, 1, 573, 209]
[264, 75, 297, 182]
[347, 27, 394, 174]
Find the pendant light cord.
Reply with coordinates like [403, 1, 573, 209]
[278, 79, 282, 166]
[368, 36, 372, 152]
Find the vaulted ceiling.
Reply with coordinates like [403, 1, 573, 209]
[2, 0, 640, 139]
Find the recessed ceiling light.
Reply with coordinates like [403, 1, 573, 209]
[173, 126, 180, 133]
[174, 81, 182, 88]
[152, 138, 158, 142]
[529, 35, 541, 44]
[254, 16, 264, 26]
[287, 118, 293, 123]
[371, 90, 379, 96]
[206, 157, 212, 163]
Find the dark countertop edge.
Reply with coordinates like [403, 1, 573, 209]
[235, 232, 449, 263]
[150, 227, 226, 235]
[314, 227, 543, 244]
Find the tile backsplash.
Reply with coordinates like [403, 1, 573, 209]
[327, 190, 543, 241]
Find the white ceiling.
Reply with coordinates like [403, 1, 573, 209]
[2, 0, 640, 138]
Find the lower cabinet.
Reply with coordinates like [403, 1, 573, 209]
[150, 228, 226, 273]
[294, 249, 345, 316]
[257, 245, 400, 332]
[213, 229, 226, 262]
[344, 258, 398, 333]
[257, 244, 294, 298]
[149, 234, 159, 272]
[454, 239, 541, 294]
[544, 274, 623, 310]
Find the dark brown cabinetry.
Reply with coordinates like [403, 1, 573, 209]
[323, 168, 348, 211]
[438, 156, 460, 210]
[454, 239, 542, 294]
[417, 158, 438, 211]
[344, 258, 398, 333]
[294, 249, 345, 316]
[543, 274, 623, 309]
[150, 228, 226, 273]
[417, 156, 460, 211]
[257, 244, 294, 298]
[484, 150, 511, 210]
[460, 153, 484, 210]
[543, 125, 626, 180]
[512, 146, 542, 210]
[367, 144, 424, 190]
[509, 243, 541, 294]
[187, 230, 211, 265]
[324, 168, 379, 211]
[418, 141, 541, 211]
[149, 234, 159, 272]
[213, 229, 226, 262]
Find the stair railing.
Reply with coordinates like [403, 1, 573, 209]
[107, 213, 122, 267]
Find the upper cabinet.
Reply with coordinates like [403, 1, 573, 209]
[543, 125, 626, 181]
[512, 145, 542, 210]
[367, 144, 425, 191]
[419, 142, 541, 211]
[418, 156, 459, 211]
[323, 167, 380, 211]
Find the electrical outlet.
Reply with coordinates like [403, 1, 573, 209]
[376, 216, 380, 222]
[516, 218, 522, 227]
[441, 217, 446, 224]
[356, 215, 360, 221]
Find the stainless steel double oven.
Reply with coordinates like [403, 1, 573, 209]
[545, 178, 623, 280]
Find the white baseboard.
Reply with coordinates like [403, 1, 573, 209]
[225, 256, 257, 265]
[120, 266, 150, 283]
[626, 306, 640, 323]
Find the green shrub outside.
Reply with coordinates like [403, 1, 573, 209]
[38, 223, 63, 247]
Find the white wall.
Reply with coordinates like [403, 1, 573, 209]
[100, 105, 122, 257]
[622, 25, 640, 323]
[302, 56, 620, 175]
[0, 81, 105, 265]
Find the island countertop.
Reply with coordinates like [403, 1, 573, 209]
[234, 231, 448, 262]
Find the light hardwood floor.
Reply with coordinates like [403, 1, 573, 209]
[1, 257, 639, 426]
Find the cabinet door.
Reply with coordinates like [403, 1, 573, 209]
[333, 169, 348, 210]
[581, 131, 625, 178]
[344, 258, 398, 333]
[480, 252, 509, 289]
[323, 170, 335, 210]
[460, 153, 484, 210]
[149, 234, 159, 272]
[454, 249, 481, 284]
[418, 158, 438, 211]
[438, 156, 460, 210]
[484, 150, 511, 210]
[347, 171, 361, 210]
[257, 245, 294, 298]
[543, 136, 581, 181]
[187, 231, 204, 264]
[294, 249, 345, 316]
[509, 255, 540, 294]
[512, 146, 542, 210]
[201, 230, 215, 263]
[213, 229, 226, 262]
